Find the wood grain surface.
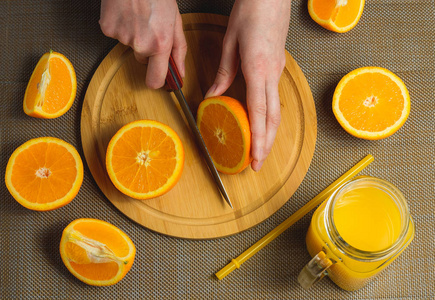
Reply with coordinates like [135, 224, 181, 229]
[81, 13, 317, 239]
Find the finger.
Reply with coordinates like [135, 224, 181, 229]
[145, 50, 172, 89]
[99, 0, 118, 38]
[264, 79, 281, 158]
[245, 76, 267, 171]
[134, 49, 150, 65]
[171, 12, 187, 78]
[205, 35, 239, 98]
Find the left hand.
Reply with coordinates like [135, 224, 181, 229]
[205, 0, 291, 171]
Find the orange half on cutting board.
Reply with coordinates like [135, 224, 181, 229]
[60, 218, 136, 286]
[308, 0, 365, 33]
[197, 96, 252, 175]
[106, 120, 185, 200]
[332, 67, 410, 140]
[5, 137, 83, 211]
[23, 50, 76, 118]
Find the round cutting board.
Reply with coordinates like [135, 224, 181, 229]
[81, 13, 316, 239]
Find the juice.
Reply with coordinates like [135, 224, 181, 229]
[300, 177, 414, 291]
[333, 187, 402, 252]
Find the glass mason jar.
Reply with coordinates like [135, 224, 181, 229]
[298, 176, 415, 291]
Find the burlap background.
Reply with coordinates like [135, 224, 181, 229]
[1, 0, 433, 299]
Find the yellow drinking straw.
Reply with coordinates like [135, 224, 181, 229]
[215, 154, 374, 280]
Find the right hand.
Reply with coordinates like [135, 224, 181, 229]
[99, 0, 187, 89]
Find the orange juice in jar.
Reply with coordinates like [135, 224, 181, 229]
[298, 176, 415, 291]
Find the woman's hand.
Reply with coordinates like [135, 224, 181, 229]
[205, 0, 291, 171]
[99, 0, 187, 88]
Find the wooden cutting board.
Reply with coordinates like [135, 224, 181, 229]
[81, 13, 316, 239]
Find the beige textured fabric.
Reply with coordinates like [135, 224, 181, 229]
[1, 0, 433, 298]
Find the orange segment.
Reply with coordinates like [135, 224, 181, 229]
[196, 96, 252, 174]
[5, 137, 83, 211]
[24, 51, 76, 119]
[308, 0, 365, 33]
[60, 218, 136, 286]
[73, 221, 131, 257]
[332, 67, 410, 140]
[106, 120, 184, 200]
[69, 260, 120, 281]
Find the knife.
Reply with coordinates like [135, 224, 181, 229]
[165, 55, 233, 209]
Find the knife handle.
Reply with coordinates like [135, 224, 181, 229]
[165, 55, 183, 91]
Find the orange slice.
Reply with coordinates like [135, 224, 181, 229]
[60, 218, 136, 286]
[23, 50, 77, 118]
[106, 120, 184, 200]
[308, 0, 365, 33]
[196, 96, 252, 175]
[332, 67, 410, 140]
[5, 137, 83, 211]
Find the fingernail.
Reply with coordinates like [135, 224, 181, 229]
[205, 84, 217, 99]
[252, 160, 263, 172]
[256, 148, 263, 163]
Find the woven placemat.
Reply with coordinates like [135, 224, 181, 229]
[1, 0, 433, 299]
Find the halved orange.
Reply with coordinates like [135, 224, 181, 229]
[197, 96, 252, 174]
[60, 218, 136, 286]
[308, 0, 365, 33]
[333, 67, 410, 140]
[106, 120, 184, 200]
[5, 137, 83, 211]
[24, 50, 76, 118]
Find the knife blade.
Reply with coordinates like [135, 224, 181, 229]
[165, 55, 233, 209]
